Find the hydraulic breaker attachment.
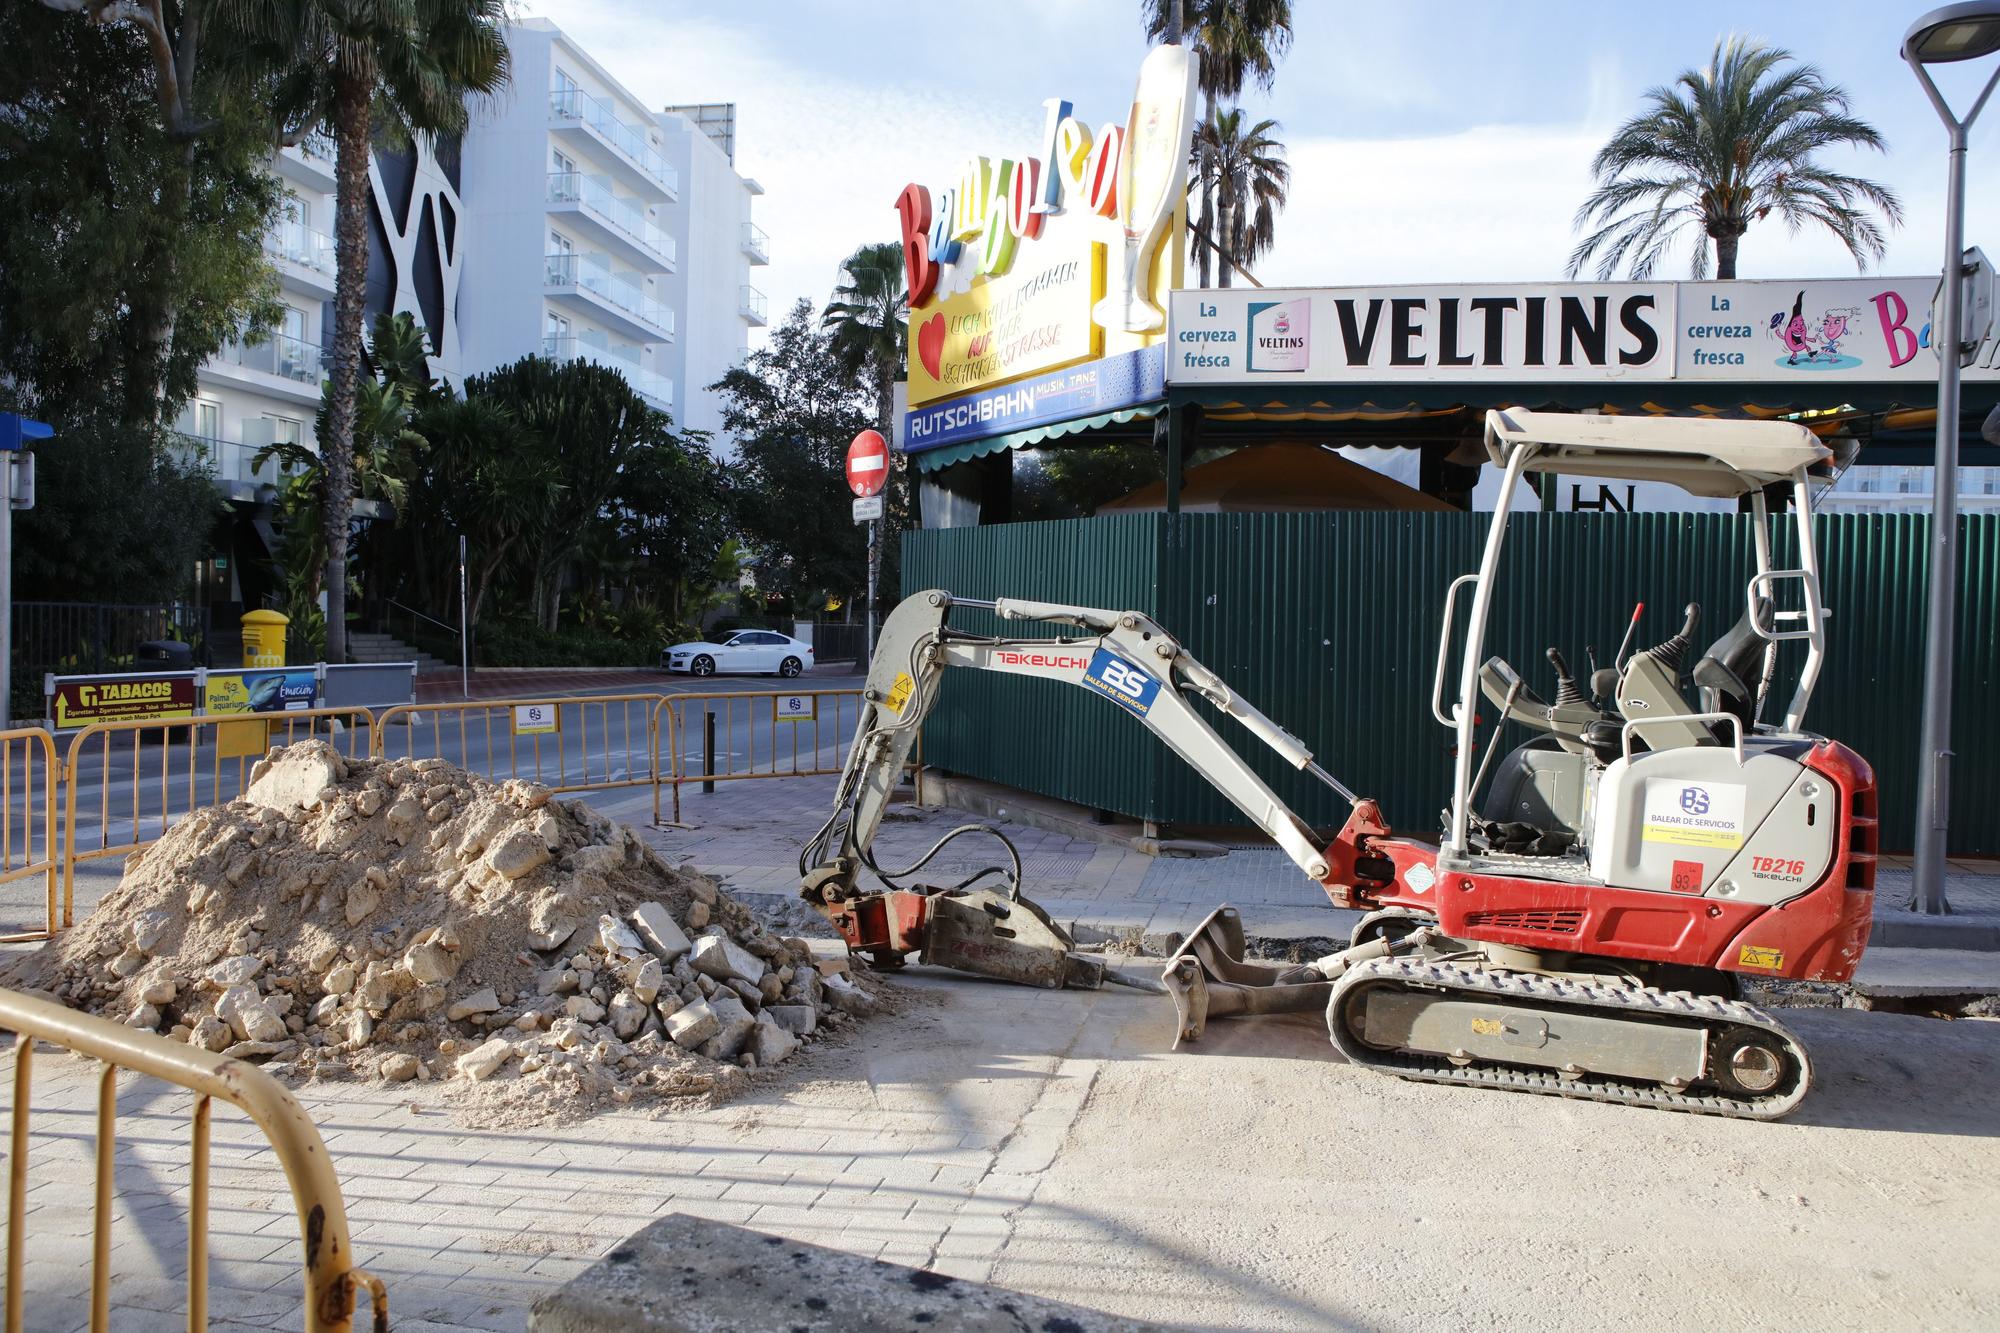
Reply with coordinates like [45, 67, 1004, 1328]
[812, 884, 1104, 991]
[1161, 906, 1333, 1046]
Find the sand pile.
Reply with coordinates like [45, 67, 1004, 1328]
[2, 742, 879, 1116]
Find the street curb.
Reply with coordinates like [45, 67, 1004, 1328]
[1867, 914, 2000, 951]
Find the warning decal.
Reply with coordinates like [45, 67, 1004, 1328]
[1641, 780, 1748, 849]
[883, 672, 915, 715]
[1737, 944, 1785, 971]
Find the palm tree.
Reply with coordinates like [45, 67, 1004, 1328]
[1569, 36, 1901, 281]
[821, 242, 907, 435]
[1193, 108, 1288, 287]
[1142, 0, 1293, 287]
[230, 0, 510, 662]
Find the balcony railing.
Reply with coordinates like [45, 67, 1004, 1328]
[542, 334, 675, 408]
[213, 333, 324, 385]
[266, 219, 335, 276]
[168, 433, 310, 488]
[739, 285, 768, 324]
[548, 87, 678, 195]
[545, 252, 675, 338]
[545, 172, 676, 268]
[741, 221, 769, 263]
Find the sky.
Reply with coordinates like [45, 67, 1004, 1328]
[523, 0, 2000, 342]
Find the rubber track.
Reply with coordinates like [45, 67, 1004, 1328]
[1327, 956, 1813, 1121]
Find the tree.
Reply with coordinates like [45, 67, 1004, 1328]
[1569, 37, 1901, 281]
[602, 435, 737, 632]
[1142, 0, 1293, 288]
[400, 392, 552, 628]
[821, 242, 907, 437]
[713, 301, 877, 611]
[3, 4, 279, 608]
[237, 0, 511, 662]
[1192, 107, 1288, 287]
[465, 356, 666, 631]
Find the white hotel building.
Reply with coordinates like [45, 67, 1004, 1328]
[180, 17, 768, 612]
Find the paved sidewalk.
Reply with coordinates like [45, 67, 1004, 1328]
[608, 773, 2000, 957]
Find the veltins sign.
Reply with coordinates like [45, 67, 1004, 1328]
[897, 44, 1197, 408]
[1167, 278, 2000, 385]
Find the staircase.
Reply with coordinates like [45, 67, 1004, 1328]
[347, 630, 448, 674]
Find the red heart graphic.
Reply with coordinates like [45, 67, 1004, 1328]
[917, 313, 946, 380]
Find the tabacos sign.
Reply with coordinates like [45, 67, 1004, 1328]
[896, 44, 1197, 408]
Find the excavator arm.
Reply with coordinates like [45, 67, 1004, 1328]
[797, 589, 1378, 994]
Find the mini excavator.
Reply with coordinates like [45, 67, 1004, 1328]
[798, 409, 1876, 1120]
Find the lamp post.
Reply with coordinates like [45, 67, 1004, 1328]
[1903, 2, 2000, 915]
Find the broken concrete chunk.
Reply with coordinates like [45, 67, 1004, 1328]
[627, 956, 663, 1004]
[139, 979, 178, 1007]
[323, 964, 357, 996]
[766, 1005, 817, 1037]
[456, 1037, 514, 1081]
[689, 933, 761, 985]
[683, 901, 710, 932]
[823, 973, 878, 1016]
[380, 1053, 420, 1082]
[487, 828, 551, 881]
[703, 995, 758, 1060]
[527, 920, 580, 953]
[598, 914, 646, 960]
[630, 903, 691, 963]
[344, 878, 381, 926]
[446, 987, 500, 1022]
[608, 990, 647, 1039]
[752, 1019, 798, 1067]
[216, 985, 286, 1043]
[563, 995, 607, 1024]
[402, 943, 457, 986]
[126, 1004, 161, 1031]
[243, 745, 338, 813]
[191, 1016, 232, 1052]
[309, 995, 342, 1025]
[537, 967, 579, 997]
[665, 1000, 721, 1050]
[106, 950, 148, 979]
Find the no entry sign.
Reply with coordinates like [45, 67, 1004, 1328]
[846, 430, 888, 497]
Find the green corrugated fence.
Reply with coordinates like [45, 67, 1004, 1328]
[904, 512, 2000, 856]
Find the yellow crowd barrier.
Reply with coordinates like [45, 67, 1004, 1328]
[373, 693, 671, 796]
[0, 731, 59, 944]
[58, 709, 375, 927]
[656, 688, 921, 825]
[0, 987, 386, 1333]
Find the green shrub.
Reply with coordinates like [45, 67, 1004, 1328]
[474, 618, 655, 669]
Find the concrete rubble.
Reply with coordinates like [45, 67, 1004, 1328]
[0, 742, 878, 1119]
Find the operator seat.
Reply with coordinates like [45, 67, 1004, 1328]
[1692, 595, 1773, 734]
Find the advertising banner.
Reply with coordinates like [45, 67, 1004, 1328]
[206, 669, 319, 714]
[49, 674, 198, 729]
[903, 345, 1165, 455]
[1169, 284, 1675, 383]
[1168, 278, 2000, 387]
[897, 44, 1194, 409]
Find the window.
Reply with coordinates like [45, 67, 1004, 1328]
[552, 149, 574, 177]
[553, 68, 579, 101]
[265, 415, 302, 446]
[193, 399, 221, 441]
[286, 191, 308, 227]
[545, 311, 571, 347]
[280, 305, 306, 346]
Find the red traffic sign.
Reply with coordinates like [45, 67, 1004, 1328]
[846, 430, 889, 497]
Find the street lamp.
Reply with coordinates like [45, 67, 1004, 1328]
[1903, 2, 2000, 915]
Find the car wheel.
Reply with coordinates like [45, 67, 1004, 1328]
[780, 656, 802, 678]
[692, 655, 715, 677]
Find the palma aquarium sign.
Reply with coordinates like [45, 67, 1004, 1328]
[1167, 276, 2000, 385]
[896, 43, 1197, 409]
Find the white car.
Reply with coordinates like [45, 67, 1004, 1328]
[662, 630, 815, 678]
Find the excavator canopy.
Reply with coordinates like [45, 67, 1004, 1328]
[1483, 408, 1834, 498]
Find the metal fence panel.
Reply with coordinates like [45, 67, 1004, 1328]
[901, 515, 1164, 820]
[906, 512, 2000, 854]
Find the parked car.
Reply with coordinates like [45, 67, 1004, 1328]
[662, 629, 814, 678]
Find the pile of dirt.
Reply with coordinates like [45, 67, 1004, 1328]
[1, 742, 881, 1119]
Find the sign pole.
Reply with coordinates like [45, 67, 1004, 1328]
[458, 534, 469, 699]
[866, 517, 879, 671]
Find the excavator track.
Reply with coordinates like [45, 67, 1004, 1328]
[1327, 956, 1813, 1121]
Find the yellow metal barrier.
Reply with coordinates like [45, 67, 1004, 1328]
[60, 709, 376, 928]
[373, 693, 667, 796]
[655, 688, 918, 825]
[0, 987, 386, 1333]
[0, 731, 59, 943]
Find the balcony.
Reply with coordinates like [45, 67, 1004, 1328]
[203, 333, 325, 405]
[739, 284, 768, 326]
[548, 87, 678, 199]
[741, 221, 769, 265]
[546, 172, 676, 273]
[545, 252, 675, 343]
[266, 219, 336, 294]
[543, 334, 675, 411]
[276, 130, 337, 188]
[169, 432, 310, 499]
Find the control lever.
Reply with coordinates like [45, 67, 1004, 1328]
[1584, 644, 1606, 706]
[1545, 647, 1587, 708]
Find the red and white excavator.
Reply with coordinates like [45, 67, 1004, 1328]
[798, 409, 1875, 1120]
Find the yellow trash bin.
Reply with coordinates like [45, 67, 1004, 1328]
[240, 609, 290, 668]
